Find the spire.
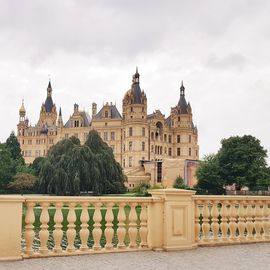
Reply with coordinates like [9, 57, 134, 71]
[47, 80, 52, 97]
[178, 81, 188, 113]
[19, 99, 26, 115]
[57, 107, 63, 128]
[180, 80, 185, 96]
[134, 66, 140, 81]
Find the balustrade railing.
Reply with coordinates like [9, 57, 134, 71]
[2, 190, 270, 261]
[22, 197, 153, 258]
[194, 196, 270, 245]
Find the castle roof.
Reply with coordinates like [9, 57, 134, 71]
[177, 81, 188, 114]
[44, 81, 54, 113]
[94, 104, 122, 120]
[64, 111, 91, 128]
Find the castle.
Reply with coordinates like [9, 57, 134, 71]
[17, 68, 199, 188]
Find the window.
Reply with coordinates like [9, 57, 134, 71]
[123, 144, 125, 151]
[160, 146, 163, 155]
[111, 132, 115, 141]
[151, 145, 154, 152]
[142, 107, 144, 112]
[157, 162, 162, 183]
[189, 135, 192, 143]
[105, 111, 108, 118]
[177, 148, 181, 156]
[129, 157, 132, 167]
[151, 132, 154, 140]
[104, 132, 108, 141]
[168, 135, 172, 143]
[164, 147, 167, 154]
[189, 148, 192, 156]
[123, 159, 126, 167]
[129, 127, 133, 137]
[129, 141, 132, 151]
[28, 140, 32, 145]
[164, 134, 167, 142]
[131, 107, 133, 112]
[142, 142, 145, 151]
[65, 134, 69, 139]
[196, 150, 198, 157]
[178, 116, 180, 122]
[168, 148, 172, 156]
[177, 135, 180, 143]
[74, 120, 79, 127]
[142, 127, 145, 136]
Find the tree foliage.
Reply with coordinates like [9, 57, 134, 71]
[7, 173, 37, 193]
[195, 135, 270, 194]
[173, 176, 189, 189]
[38, 130, 126, 195]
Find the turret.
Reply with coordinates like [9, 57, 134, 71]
[19, 99, 26, 122]
[92, 102, 97, 117]
[57, 107, 63, 128]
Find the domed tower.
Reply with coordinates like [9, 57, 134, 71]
[17, 99, 29, 137]
[122, 68, 148, 169]
[169, 81, 199, 160]
[38, 81, 57, 127]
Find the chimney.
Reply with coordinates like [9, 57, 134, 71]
[92, 102, 97, 117]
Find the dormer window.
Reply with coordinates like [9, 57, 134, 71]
[105, 111, 108, 118]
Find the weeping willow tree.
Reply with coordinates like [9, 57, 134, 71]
[38, 130, 126, 195]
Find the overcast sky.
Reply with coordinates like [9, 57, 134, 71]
[0, 0, 269, 164]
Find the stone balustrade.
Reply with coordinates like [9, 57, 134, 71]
[194, 196, 270, 245]
[1, 191, 270, 261]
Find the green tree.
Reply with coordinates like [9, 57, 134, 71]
[195, 135, 270, 194]
[218, 135, 269, 190]
[6, 131, 23, 163]
[173, 176, 189, 189]
[37, 130, 126, 195]
[0, 144, 16, 190]
[7, 173, 37, 193]
[195, 154, 225, 194]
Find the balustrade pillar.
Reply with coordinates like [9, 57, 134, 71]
[211, 201, 220, 242]
[105, 203, 114, 250]
[80, 202, 90, 251]
[194, 202, 201, 243]
[201, 201, 210, 242]
[229, 202, 238, 241]
[117, 203, 127, 249]
[39, 202, 50, 254]
[66, 202, 77, 252]
[139, 203, 148, 248]
[25, 202, 35, 256]
[237, 202, 246, 242]
[263, 202, 270, 240]
[92, 202, 102, 251]
[53, 202, 63, 253]
[128, 203, 138, 249]
[246, 202, 255, 241]
[254, 201, 263, 240]
[220, 201, 229, 242]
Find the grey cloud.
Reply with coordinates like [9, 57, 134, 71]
[206, 53, 247, 71]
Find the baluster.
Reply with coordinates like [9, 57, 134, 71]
[254, 201, 263, 240]
[246, 201, 254, 241]
[194, 202, 201, 243]
[211, 201, 220, 242]
[128, 203, 138, 248]
[105, 202, 114, 250]
[53, 202, 63, 253]
[201, 201, 210, 242]
[92, 202, 102, 251]
[117, 202, 127, 249]
[237, 202, 246, 242]
[263, 202, 270, 240]
[66, 202, 76, 252]
[80, 202, 90, 251]
[229, 201, 237, 241]
[39, 202, 50, 255]
[220, 201, 229, 242]
[139, 203, 148, 248]
[25, 202, 36, 256]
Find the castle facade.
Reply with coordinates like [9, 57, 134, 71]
[17, 69, 199, 188]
